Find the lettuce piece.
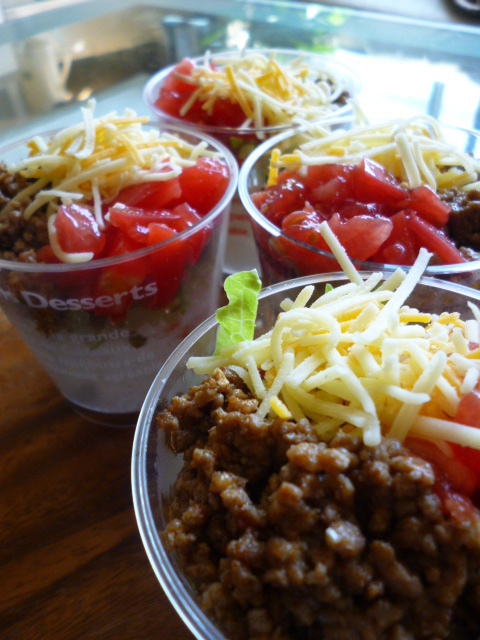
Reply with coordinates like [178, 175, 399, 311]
[215, 269, 262, 354]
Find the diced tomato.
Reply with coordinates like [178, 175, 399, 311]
[451, 446, 480, 488]
[256, 159, 469, 273]
[453, 388, 480, 427]
[95, 228, 149, 320]
[405, 389, 480, 513]
[145, 223, 189, 308]
[351, 157, 408, 205]
[107, 205, 157, 243]
[36, 244, 60, 263]
[435, 482, 478, 522]
[107, 203, 202, 244]
[155, 59, 205, 122]
[326, 213, 393, 261]
[105, 200, 207, 308]
[278, 236, 340, 276]
[275, 205, 335, 274]
[178, 157, 230, 215]
[157, 89, 205, 124]
[372, 210, 418, 266]
[282, 210, 393, 263]
[168, 203, 206, 263]
[405, 212, 467, 264]
[113, 178, 182, 211]
[156, 59, 224, 125]
[145, 222, 176, 245]
[156, 59, 254, 128]
[303, 163, 355, 190]
[310, 176, 353, 208]
[276, 168, 306, 187]
[401, 185, 451, 227]
[281, 206, 327, 249]
[54, 204, 106, 258]
[251, 190, 273, 212]
[160, 203, 201, 233]
[450, 390, 480, 490]
[338, 201, 386, 220]
[404, 437, 477, 510]
[159, 58, 195, 95]
[102, 225, 144, 257]
[307, 167, 353, 210]
[258, 178, 308, 227]
[210, 97, 246, 127]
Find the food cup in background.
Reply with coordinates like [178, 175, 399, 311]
[238, 115, 480, 286]
[0, 119, 237, 425]
[144, 48, 360, 273]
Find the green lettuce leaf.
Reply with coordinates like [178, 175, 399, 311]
[215, 269, 262, 354]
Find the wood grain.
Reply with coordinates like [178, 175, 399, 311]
[0, 309, 194, 639]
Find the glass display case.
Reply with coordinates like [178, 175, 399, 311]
[0, 0, 480, 148]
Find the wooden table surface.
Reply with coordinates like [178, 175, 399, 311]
[0, 308, 194, 639]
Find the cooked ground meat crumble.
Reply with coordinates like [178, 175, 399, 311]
[0, 163, 48, 262]
[444, 188, 480, 256]
[158, 368, 480, 640]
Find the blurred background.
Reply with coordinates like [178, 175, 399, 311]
[0, 0, 479, 144]
[299, 0, 476, 22]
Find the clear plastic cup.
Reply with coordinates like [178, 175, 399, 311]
[144, 48, 360, 274]
[131, 271, 480, 640]
[0, 123, 238, 425]
[238, 119, 480, 287]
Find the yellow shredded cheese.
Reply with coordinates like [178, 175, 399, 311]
[174, 50, 354, 130]
[269, 113, 480, 193]
[187, 230, 480, 451]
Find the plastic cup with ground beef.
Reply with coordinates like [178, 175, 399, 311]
[238, 113, 480, 287]
[132, 263, 480, 640]
[143, 48, 360, 274]
[0, 106, 237, 425]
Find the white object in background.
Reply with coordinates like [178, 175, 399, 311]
[16, 34, 72, 114]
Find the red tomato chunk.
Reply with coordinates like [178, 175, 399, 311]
[402, 387, 480, 512]
[256, 159, 467, 269]
[156, 59, 247, 127]
[55, 204, 106, 258]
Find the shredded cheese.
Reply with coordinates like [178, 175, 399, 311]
[173, 50, 354, 131]
[0, 99, 225, 263]
[269, 113, 480, 193]
[188, 228, 480, 451]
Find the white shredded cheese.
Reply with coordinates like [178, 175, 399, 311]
[269, 113, 480, 193]
[188, 229, 480, 451]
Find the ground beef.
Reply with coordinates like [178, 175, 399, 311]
[443, 188, 480, 255]
[158, 368, 480, 640]
[0, 162, 48, 262]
